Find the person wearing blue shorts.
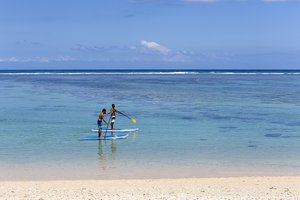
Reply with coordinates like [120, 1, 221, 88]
[98, 108, 108, 138]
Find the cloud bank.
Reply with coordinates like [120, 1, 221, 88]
[0, 56, 75, 63]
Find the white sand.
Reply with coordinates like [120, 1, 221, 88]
[1, 176, 300, 200]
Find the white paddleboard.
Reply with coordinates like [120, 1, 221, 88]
[91, 128, 139, 133]
[81, 133, 129, 140]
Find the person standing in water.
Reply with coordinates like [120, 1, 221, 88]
[108, 104, 119, 131]
[98, 108, 108, 138]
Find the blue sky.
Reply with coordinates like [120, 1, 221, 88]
[0, 0, 300, 69]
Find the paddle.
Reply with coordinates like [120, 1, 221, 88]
[104, 115, 112, 137]
[118, 111, 137, 123]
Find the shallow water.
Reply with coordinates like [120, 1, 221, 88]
[1, 70, 300, 180]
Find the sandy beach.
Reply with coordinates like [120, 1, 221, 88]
[0, 176, 300, 200]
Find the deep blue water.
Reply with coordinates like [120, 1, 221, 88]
[1, 69, 300, 180]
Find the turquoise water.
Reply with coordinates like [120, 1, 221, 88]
[1, 70, 300, 180]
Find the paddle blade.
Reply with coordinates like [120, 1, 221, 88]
[131, 118, 137, 123]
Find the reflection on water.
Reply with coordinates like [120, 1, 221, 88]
[97, 140, 117, 173]
[97, 133, 137, 176]
[132, 132, 137, 141]
[111, 140, 117, 155]
[97, 141, 105, 171]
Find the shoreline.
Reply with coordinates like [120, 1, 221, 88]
[1, 176, 300, 199]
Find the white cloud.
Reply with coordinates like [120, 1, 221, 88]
[130, 40, 193, 62]
[140, 40, 171, 54]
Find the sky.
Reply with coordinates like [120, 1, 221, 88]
[0, 0, 300, 69]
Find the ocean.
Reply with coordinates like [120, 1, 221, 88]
[1, 69, 300, 180]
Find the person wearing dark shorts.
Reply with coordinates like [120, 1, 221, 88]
[108, 104, 120, 131]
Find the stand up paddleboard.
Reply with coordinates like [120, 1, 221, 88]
[81, 133, 129, 141]
[91, 128, 138, 133]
